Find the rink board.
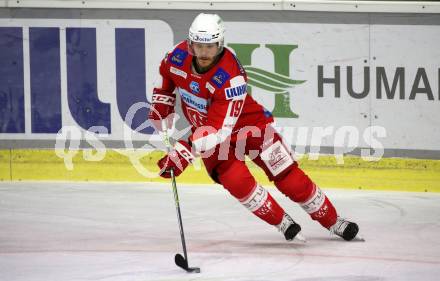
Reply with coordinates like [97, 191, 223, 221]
[1, 149, 439, 193]
[0, 7, 439, 192]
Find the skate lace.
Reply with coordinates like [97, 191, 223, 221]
[329, 217, 349, 237]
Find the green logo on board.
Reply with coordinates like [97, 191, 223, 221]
[228, 44, 305, 118]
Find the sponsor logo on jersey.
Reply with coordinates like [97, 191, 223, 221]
[205, 82, 215, 94]
[261, 141, 294, 176]
[210, 68, 230, 88]
[169, 48, 188, 67]
[189, 81, 200, 94]
[170, 66, 187, 79]
[178, 87, 207, 114]
[225, 84, 247, 100]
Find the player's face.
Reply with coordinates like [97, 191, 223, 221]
[192, 42, 219, 68]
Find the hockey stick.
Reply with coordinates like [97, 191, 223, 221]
[161, 120, 200, 274]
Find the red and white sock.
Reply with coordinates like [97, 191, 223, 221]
[299, 184, 337, 229]
[239, 184, 285, 226]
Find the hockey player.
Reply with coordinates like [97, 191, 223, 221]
[148, 13, 360, 242]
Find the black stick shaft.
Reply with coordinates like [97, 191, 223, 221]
[161, 120, 190, 265]
[170, 168, 189, 262]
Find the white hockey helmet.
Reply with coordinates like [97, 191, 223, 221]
[188, 13, 225, 55]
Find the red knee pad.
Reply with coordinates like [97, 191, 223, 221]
[217, 160, 256, 199]
[274, 165, 314, 203]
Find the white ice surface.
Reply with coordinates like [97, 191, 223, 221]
[1, 182, 440, 281]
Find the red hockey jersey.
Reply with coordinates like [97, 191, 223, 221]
[152, 41, 273, 152]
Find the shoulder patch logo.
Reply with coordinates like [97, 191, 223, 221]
[168, 48, 188, 67]
[210, 68, 230, 88]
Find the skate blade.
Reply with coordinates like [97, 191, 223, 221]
[353, 235, 365, 242]
[295, 232, 307, 243]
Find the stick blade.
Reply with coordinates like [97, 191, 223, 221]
[174, 254, 188, 269]
[174, 254, 200, 273]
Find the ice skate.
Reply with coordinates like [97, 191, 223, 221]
[278, 214, 306, 242]
[329, 217, 364, 241]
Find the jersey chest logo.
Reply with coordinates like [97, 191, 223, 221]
[186, 107, 207, 127]
[178, 87, 207, 114]
[189, 81, 200, 94]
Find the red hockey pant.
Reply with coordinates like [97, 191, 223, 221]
[202, 125, 338, 229]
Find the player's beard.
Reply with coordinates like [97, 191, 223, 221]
[197, 56, 214, 67]
[194, 57, 215, 73]
[194, 54, 223, 74]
